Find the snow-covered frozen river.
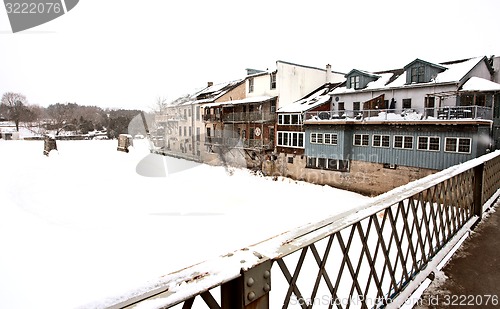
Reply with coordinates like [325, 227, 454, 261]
[0, 139, 369, 308]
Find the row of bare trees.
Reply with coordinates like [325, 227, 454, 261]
[1, 92, 145, 139]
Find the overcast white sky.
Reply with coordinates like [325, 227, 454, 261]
[1, 0, 499, 110]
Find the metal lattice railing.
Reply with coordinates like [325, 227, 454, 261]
[102, 151, 500, 309]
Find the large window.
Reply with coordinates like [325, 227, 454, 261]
[394, 135, 413, 149]
[270, 72, 277, 89]
[350, 75, 360, 89]
[411, 66, 425, 83]
[418, 136, 440, 151]
[354, 134, 369, 146]
[445, 137, 471, 153]
[306, 156, 350, 172]
[278, 113, 302, 125]
[277, 131, 304, 148]
[373, 134, 390, 148]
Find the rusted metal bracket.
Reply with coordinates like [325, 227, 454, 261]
[221, 257, 272, 309]
[242, 259, 272, 306]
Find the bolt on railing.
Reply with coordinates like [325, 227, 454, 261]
[101, 150, 500, 309]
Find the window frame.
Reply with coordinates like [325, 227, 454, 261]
[248, 78, 254, 93]
[350, 75, 360, 89]
[270, 72, 277, 89]
[353, 134, 369, 146]
[417, 136, 440, 151]
[277, 131, 305, 148]
[372, 134, 390, 148]
[393, 135, 414, 149]
[444, 137, 472, 154]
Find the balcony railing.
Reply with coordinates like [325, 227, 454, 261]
[98, 150, 500, 309]
[304, 105, 493, 122]
[223, 111, 276, 123]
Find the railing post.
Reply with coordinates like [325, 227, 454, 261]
[221, 259, 271, 309]
[473, 163, 484, 221]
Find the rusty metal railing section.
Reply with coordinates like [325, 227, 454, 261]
[104, 151, 500, 309]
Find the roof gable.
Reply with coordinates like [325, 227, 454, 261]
[403, 58, 447, 71]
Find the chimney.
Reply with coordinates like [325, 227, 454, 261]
[207, 81, 213, 87]
[326, 64, 332, 83]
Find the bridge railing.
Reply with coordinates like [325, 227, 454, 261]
[103, 150, 500, 309]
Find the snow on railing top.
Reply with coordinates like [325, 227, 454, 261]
[96, 149, 500, 309]
[304, 105, 493, 123]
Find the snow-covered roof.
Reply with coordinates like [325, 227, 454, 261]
[277, 83, 339, 113]
[460, 77, 500, 92]
[201, 96, 276, 108]
[169, 79, 245, 107]
[331, 57, 486, 95]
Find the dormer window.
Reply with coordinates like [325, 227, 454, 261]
[350, 76, 360, 89]
[411, 66, 425, 83]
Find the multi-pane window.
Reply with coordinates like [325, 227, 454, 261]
[306, 156, 350, 172]
[373, 134, 390, 147]
[323, 133, 338, 145]
[270, 72, 277, 89]
[277, 131, 305, 148]
[418, 136, 440, 151]
[310, 133, 324, 144]
[354, 134, 369, 146]
[350, 75, 360, 89]
[278, 113, 302, 125]
[248, 78, 254, 93]
[394, 135, 413, 149]
[445, 137, 471, 153]
[411, 66, 425, 83]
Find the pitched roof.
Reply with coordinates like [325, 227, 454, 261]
[169, 79, 245, 106]
[277, 82, 341, 113]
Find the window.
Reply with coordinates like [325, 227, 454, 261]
[196, 127, 200, 142]
[323, 133, 338, 145]
[307, 156, 349, 172]
[338, 102, 345, 112]
[189, 126, 192, 137]
[179, 127, 182, 136]
[394, 135, 413, 149]
[249, 128, 255, 139]
[402, 99, 412, 109]
[278, 113, 302, 125]
[350, 75, 360, 89]
[373, 134, 390, 147]
[445, 137, 471, 153]
[288, 156, 294, 164]
[248, 78, 254, 93]
[270, 72, 277, 89]
[277, 131, 305, 148]
[354, 134, 369, 146]
[411, 66, 425, 83]
[196, 106, 200, 121]
[183, 126, 187, 136]
[311, 133, 324, 144]
[353, 102, 360, 113]
[270, 100, 276, 113]
[417, 136, 440, 151]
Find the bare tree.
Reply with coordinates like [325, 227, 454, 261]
[1, 92, 28, 131]
[151, 96, 169, 115]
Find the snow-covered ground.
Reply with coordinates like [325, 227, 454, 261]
[0, 139, 369, 309]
